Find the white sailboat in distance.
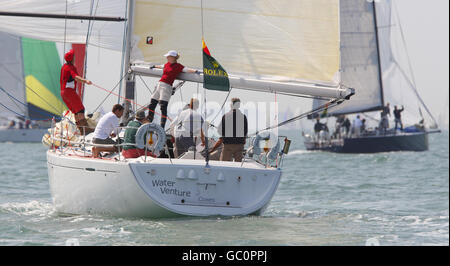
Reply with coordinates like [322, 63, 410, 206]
[0, 0, 353, 218]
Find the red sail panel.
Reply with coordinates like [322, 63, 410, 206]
[72, 43, 86, 99]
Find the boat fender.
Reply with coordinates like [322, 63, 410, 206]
[135, 123, 167, 152]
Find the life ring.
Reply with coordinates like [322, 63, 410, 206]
[135, 123, 167, 152]
[251, 131, 280, 160]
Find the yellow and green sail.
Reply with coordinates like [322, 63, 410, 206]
[21, 37, 67, 120]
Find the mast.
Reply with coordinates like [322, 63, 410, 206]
[372, 0, 386, 107]
[122, 0, 136, 123]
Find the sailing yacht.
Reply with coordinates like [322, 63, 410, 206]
[0, 32, 71, 142]
[303, 0, 441, 153]
[0, 0, 353, 218]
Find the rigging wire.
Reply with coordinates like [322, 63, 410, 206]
[0, 65, 62, 115]
[0, 86, 27, 115]
[200, 0, 211, 165]
[92, 72, 128, 113]
[208, 87, 233, 127]
[91, 82, 171, 122]
[0, 101, 53, 121]
[179, 82, 184, 103]
[392, 1, 438, 126]
[137, 75, 154, 95]
[63, 0, 68, 54]
[81, 0, 99, 102]
[0, 102, 28, 120]
[249, 98, 346, 137]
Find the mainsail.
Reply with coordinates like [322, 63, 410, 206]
[313, 0, 385, 116]
[0, 0, 126, 51]
[130, 0, 350, 99]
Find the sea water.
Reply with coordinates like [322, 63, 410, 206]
[0, 130, 448, 246]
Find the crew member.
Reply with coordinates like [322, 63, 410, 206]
[343, 116, 351, 137]
[393, 105, 405, 130]
[379, 102, 391, 134]
[361, 119, 367, 133]
[122, 110, 154, 158]
[314, 118, 325, 135]
[210, 98, 248, 162]
[170, 98, 206, 158]
[334, 115, 345, 138]
[148, 50, 199, 129]
[92, 104, 124, 158]
[60, 49, 93, 134]
[352, 115, 363, 137]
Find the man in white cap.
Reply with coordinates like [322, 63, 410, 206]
[148, 50, 200, 129]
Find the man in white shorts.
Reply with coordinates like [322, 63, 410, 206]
[148, 50, 199, 129]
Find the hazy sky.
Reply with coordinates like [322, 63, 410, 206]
[79, 0, 449, 129]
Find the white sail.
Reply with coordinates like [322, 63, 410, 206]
[377, 0, 436, 126]
[319, 0, 384, 116]
[131, 0, 345, 97]
[0, 32, 26, 119]
[0, 0, 126, 51]
[318, 0, 436, 127]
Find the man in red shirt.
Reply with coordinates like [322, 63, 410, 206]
[60, 49, 93, 134]
[148, 50, 199, 129]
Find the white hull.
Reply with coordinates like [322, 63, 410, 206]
[0, 128, 48, 142]
[47, 150, 282, 218]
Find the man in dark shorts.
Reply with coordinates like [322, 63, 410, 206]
[393, 105, 405, 130]
[60, 49, 93, 134]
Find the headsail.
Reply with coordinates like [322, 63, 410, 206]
[130, 0, 350, 99]
[377, 0, 438, 127]
[22, 37, 67, 120]
[0, 32, 69, 120]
